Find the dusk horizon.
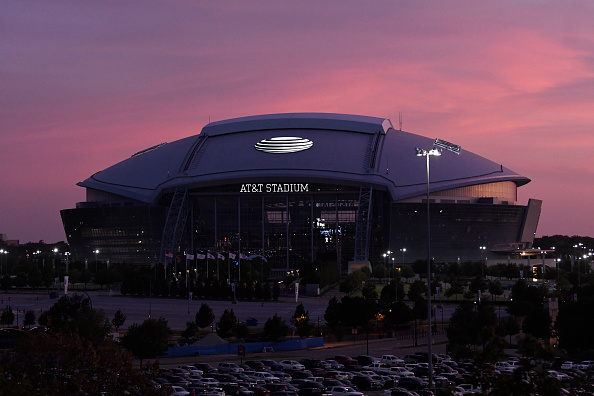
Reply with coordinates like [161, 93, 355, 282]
[2, 1, 593, 244]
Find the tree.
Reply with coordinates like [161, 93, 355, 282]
[272, 283, 280, 301]
[27, 266, 43, 290]
[121, 317, 171, 365]
[1, 306, 15, 327]
[112, 309, 126, 333]
[373, 264, 388, 281]
[380, 281, 405, 305]
[292, 303, 313, 338]
[2, 331, 168, 395]
[361, 283, 378, 300]
[195, 303, 215, 330]
[400, 265, 415, 282]
[181, 321, 198, 340]
[24, 310, 36, 328]
[445, 278, 466, 300]
[488, 280, 504, 300]
[216, 309, 237, 338]
[38, 294, 111, 346]
[408, 280, 426, 301]
[264, 314, 289, 342]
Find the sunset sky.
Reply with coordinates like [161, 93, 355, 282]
[2, 1, 593, 244]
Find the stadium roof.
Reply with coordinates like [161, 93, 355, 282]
[78, 113, 530, 203]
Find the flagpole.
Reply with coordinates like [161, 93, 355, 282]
[206, 254, 209, 279]
[185, 254, 188, 290]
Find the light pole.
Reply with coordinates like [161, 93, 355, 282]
[415, 138, 460, 389]
[400, 248, 406, 266]
[479, 246, 486, 279]
[0, 249, 6, 275]
[94, 249, 99, 274]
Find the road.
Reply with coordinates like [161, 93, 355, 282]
[1, 289, 459, 333]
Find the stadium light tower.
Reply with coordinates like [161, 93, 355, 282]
[415, 138, 460, 389]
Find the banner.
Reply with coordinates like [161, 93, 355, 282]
[186, 254, 195, 260]
[217, 253, 225, 260]
[239, 253, 248, 260]
[207, 253, 215, 260]
[165, 252, 174, 258]
[196, 254, 205, 260]
[295, 282, 299, 302]
[228, 252, 236, 260]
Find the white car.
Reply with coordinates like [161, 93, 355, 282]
[326, 386, 364, 396]
[170, 386, 190, 396]
[560, 361, 577, 371]
[388, 366, 414, 377]
[381, 354, 405, 367]
[218, 362, 244, 373]
[324, 360, 345, 369]
[578, 360, 594, 370]
[279, 359, 305, 370]
[548, 370, 572, 381]
[364, 362, 390, 372]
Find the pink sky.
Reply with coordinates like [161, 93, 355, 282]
[2, 1, 593, 244]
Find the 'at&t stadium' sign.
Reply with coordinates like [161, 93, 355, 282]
[240, 183, 309, 193]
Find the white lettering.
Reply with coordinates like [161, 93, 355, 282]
[240, 183, 310, 193]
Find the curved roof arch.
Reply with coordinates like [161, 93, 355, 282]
[78, 113, 530, 204]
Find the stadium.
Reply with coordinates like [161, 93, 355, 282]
[61, 113, 541, 274]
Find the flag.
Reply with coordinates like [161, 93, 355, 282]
[196, 253, 206, 260]
[239, 253, 248, 260]
[186, 254, 195, 260]
[217, 252, 225, 260]
[165, 252, 174, 258]
[207, 253, 215, 260]
[228, 252, 236, 260]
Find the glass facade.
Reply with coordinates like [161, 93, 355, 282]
[389, 202, 526, 264]
[187, 184, 375, 273]
[60, 205, 166, 265]
[61, 183, 530, 269]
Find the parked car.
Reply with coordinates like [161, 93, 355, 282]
[356, 355, 380, 366]
[350, 375, 382, 391]
[396, 377, 426, 391]
[262, 360, 285, 371]
[333, 355, 359, 366]
[219, 362, 244, 373]
[381, 355, 405, 367]
[326, 385, 364, 396]
[388, 366, 414, 377]
[171, 385, 191, 396]
[280, 360, 306, 370]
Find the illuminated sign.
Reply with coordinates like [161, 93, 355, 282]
[254, 137, 313, 153]
[240, 183, 309, 193]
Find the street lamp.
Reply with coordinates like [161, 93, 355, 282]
[479, 246, 486, 278]
[400, 248, 406, 266]
[94, 249, 99, 273]
[0, 249, 6, 275]
[415, 138, 460, 389]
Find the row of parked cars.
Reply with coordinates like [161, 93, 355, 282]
[152, 352, 594, 396]
[150, 352, 477, 396]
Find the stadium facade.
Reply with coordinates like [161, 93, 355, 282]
[61, 113, 541, 273]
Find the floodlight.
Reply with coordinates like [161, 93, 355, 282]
[433, 138, 461, 154]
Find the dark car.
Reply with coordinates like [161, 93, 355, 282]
[261, 360, 284, 371]
[397, 377, 426, 391]
[194, 363, 218, 374]
[333, 355, 359, 366]
[350, 375, 382, 391]
[246, 360, 269, 371]
[300, 359, 325, 369]
[297, 381, 329, 396]
[356, 355, 379, 366]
